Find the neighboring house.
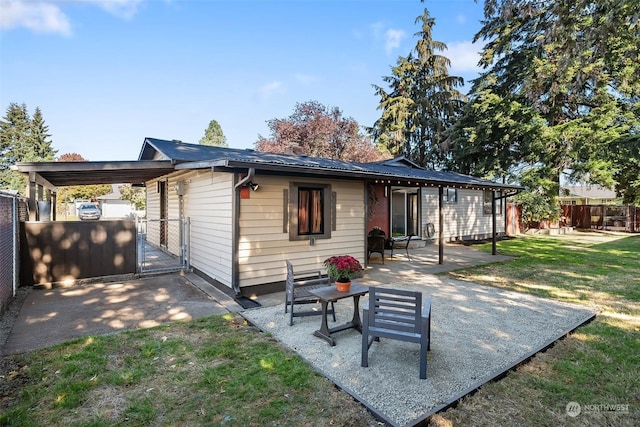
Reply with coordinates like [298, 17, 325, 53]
[560, 185, 619, 205]
[138, 138, 520, 296]
[13, 138, 521, 295]
[97, 184, 135, 219]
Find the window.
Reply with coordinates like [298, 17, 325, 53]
[483, 190, 502, 215]
[443, 188, 457, 203]
[298, 187, 323, 235]
[289, 183, 332, 240]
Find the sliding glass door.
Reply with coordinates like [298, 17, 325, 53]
[391, 189, 418, 237]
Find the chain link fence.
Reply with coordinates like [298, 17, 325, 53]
[136, 218, 190, 273]
[0, 192, 21, 313]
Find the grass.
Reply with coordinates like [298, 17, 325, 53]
[1, 231, 638, 426]
[0, 314, 378, 426]
[432, 231, 640, 426]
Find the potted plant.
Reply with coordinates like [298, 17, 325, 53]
[323, 255, 363, 291]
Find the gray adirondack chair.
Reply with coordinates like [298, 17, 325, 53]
[361, 286, 431, 379]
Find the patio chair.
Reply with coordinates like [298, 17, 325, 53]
[285, 260, 336, 326]
[389, 234, 415, 260]
[367, 235, 386, 264]
[361, 286, 431, 379]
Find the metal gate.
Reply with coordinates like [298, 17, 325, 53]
[136, 217, 190, 273]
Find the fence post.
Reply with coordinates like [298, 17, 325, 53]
[184, 217, 190, 270]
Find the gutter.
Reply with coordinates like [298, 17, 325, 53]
[182, 160, 522, 192]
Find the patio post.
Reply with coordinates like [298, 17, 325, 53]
[438, 186, 443, 264]
[492, 190, 497, 255]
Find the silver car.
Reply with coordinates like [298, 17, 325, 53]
[78, 203, 101, 220]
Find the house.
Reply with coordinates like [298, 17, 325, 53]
[137, 138, 520, 296]
[13, 138, 521, 295]
[97, 184, 135, 219]
[560, 185, 619, 205]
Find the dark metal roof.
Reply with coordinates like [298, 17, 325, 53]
[13, 160, 175, 187]
[142, 137, 521, 191]
[13, 137, 522, 192]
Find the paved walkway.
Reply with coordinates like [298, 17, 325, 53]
[1, 273, 233, 355]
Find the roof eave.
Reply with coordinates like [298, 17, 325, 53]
[175, 159, 522, 191]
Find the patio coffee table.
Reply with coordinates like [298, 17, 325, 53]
[308, 283, 369, 346]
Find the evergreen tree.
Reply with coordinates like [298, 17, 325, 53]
[447, 0, 639, 209]
[371, 9, 465, 168]
[0, 103, 57, 191]
[199, 119, 228, 147]
[30, 107, 56, 161]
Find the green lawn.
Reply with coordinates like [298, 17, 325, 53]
[0, 315, 377, 426]
[436, 232, 639, 426]
[1, 231, 638, 426]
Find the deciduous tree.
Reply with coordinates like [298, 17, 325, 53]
[119, 184, 146, 210]
[55, 153, 111, 216]
[255, 100, 385, 162]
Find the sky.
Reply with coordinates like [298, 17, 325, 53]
[1, 0, 487, 161]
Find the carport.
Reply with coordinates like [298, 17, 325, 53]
[13, 160, 174, 221]
[12, 160, 178, 286]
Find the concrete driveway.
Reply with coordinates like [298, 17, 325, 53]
[2, 272, 241, 355]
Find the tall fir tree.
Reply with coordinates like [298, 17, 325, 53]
[0, 103, 58, 191]
[30, 107, 56, 162]
[371, 9, 465, 168]
[447, 0, 640, 207]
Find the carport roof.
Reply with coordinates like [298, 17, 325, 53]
[13, 160, 175, 187]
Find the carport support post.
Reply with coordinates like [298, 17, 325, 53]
[438, 186, 444, 264]
[28, 172, 37, 221]
[51, 191, 57, 221]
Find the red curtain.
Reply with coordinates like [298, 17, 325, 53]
[311, 189, 322, 233]
[298, 190, 309, 234]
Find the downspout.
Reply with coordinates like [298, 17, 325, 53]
[234, 168, 255, 190]
[231, 168, 255, 295]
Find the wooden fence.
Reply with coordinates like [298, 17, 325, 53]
[21, 220, 137, 286]
[562, 205, 638, 232]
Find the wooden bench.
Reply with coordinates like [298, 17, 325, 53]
[285, 260, 336, 326]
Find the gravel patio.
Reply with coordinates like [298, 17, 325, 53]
[242, 272, 598, 426]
